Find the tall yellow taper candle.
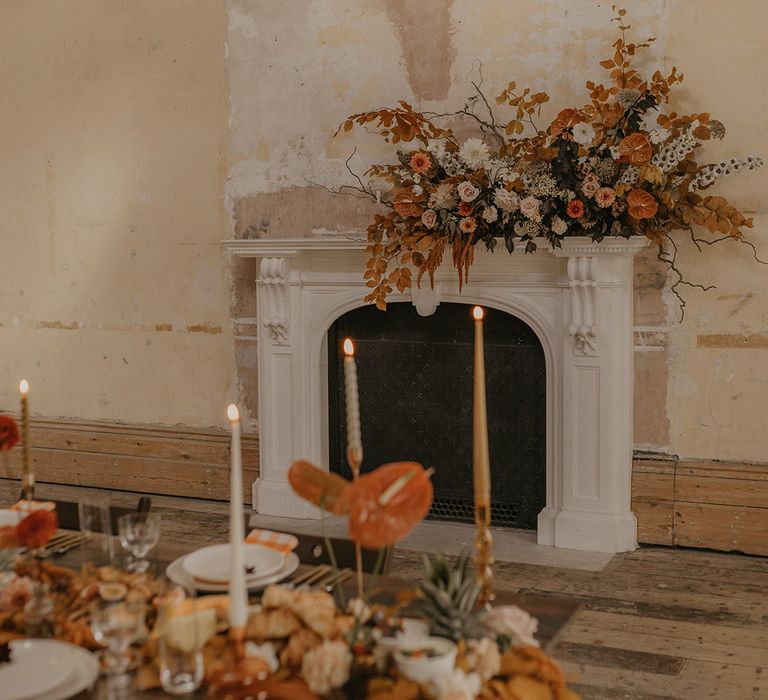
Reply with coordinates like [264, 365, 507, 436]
[472, 308, 490, 505]
[227, 404, 248, 636]
[472, 306, 494, 607]
[19, 380, 33, 504]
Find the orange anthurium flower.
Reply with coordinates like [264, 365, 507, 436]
[549, 109, 580, 138]
[288, 461, 352, 515]
[348, 462, 433, 549]
[618, 133, 653, 165]
[15, 509, 58, 549]
[627, 188, 658, 219]
[392, 187, 424, 218]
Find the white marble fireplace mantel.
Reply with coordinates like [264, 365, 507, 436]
[224, 234, 648, 553]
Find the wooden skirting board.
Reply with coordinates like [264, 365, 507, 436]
[632, 457, 768, 556]
[0, 418, 259, 504]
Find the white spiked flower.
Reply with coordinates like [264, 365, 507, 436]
[459, 138, 491, 170]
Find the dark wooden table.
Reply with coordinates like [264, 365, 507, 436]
[42, 537, 580, 698]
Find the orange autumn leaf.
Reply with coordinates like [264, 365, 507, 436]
[348, 462, 433, 549]
[0, 525, 19, 549]
[618, 132, 653, 165]
[627, 188, 658, 219]
[288, 461, 353, 515]
[392, 188, 424, 218]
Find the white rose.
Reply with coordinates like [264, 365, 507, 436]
[551, 216, 568, 235]
[457, 180, 480, 202]
[481, 206, 499, 223]
[412, 184, 423, 196]
[421, 209, 437, 229]
[519, 196, 541, 221]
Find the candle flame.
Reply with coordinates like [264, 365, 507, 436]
[227, 404, 240, 423]
[343, 338, 355, 356]
[473, 306, 484, 321]
[19, 379, 29, 395]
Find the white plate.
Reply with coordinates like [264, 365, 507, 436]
[0, 509, 21, 527]
[182, 543, 284, 584]
[168, 551, 299, 593]
[0, 640, 98, 700]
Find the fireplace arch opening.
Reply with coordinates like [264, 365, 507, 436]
[327, 301, 546, 529]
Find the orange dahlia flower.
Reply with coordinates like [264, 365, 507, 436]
[566, 200, 585, 218]
[627, 189, 658, 219]
[459, 217, 477, 234]
[457, 202, 473, 217]
[618, 133, 653, 165]
[409, 152, 432, 175]
[549, 109, 580, 138]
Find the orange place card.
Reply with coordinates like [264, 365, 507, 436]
[245, 529, 298, 556]
[11, 500, 56, 513]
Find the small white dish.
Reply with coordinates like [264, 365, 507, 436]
[182, 543, 284, 585]
[0, 639, 98, 700]
[0, 510, 21, 527]
[168, 551, 299, 593]
[394, 636, 457, 685]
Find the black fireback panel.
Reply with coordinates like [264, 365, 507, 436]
[327, 302, 546, 530]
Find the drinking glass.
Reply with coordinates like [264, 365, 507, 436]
[90, 597, 145, 693]
[117, 512, 160, 572]
[158, 590, 205, 696]
[78, 495, 115, 566]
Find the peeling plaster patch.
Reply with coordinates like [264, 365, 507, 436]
[228, 5, 260, 39]
[186, 323, 222, 334]
[155, 323, 173, 332]
[384, 0, 456, 101]
[36, 320, 80, 330]
[233, 186, 381, 238]
[698, 333, 768, 349]
[317, 23, 361, 48]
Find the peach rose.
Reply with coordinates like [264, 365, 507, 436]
[421, 209, 437, 229]
[457, 181, 480, 203]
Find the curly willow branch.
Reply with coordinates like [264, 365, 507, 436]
[657, 231, 716, 322]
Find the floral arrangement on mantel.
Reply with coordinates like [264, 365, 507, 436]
[335, 6, 763, 313]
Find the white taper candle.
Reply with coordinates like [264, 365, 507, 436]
[227, 404, 247, 630]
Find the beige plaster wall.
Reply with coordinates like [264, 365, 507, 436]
[0, 0, 237, 428]
[227, 0, 767, 463]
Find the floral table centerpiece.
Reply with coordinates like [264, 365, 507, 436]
[335, 6, 763, 315]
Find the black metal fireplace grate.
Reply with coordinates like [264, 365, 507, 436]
[327, 302, 546, 530]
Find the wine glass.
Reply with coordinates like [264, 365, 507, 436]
[90, 597, 145, 693]
[117, 512, 160, 572]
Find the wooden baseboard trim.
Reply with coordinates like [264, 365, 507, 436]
[632, 457, 768, 555]
[0, 418, 259, 504]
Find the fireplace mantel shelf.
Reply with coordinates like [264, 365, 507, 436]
[225, 233, 647, 553]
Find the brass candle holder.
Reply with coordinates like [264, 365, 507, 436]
[19, 380, 33, 504]
[474, 500, 495, 608]
[347, 445, 364, 600]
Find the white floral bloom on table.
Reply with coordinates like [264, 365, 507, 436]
[459, 138, 491, 170]
[482, 604, 540, 647]
[300, 639, 352, 695]
[346, 597, 372, 623]
[481, 206, 499, 224]
[466, 637, 502, 681]
[520, 196, 542, 221]
[494, 188, 520, 213]
[244, 641, 279, 672]
[457, 180, 481, 203]
[572, 122, 595, 146]
[435, 668, 482, 700]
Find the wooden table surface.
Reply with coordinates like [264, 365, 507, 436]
[40, 536, 580, 699]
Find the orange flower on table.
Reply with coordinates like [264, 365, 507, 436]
[566, 199, 585, 218]
[409, 151, 432, 175]
[618, 132, 653, 165]
[0, 416, 19, 451]
[627, 188, 658, 219]
[457, 201, 473, 217]
[549, 108, 580, 138]
[459, 216, 477, 234]
[15, 509, 58, 549]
